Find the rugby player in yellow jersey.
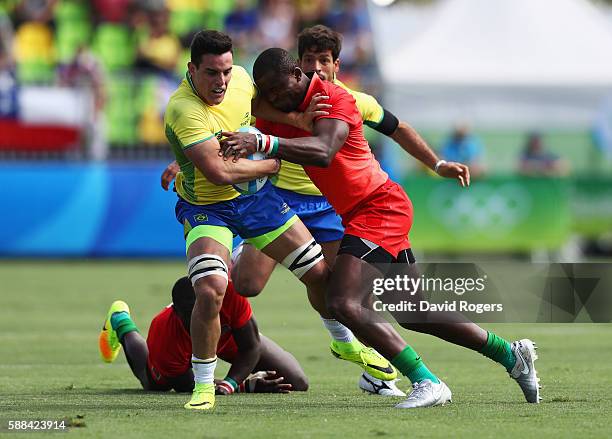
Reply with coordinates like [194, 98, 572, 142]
[161, 30, 394, 410]
[158, 25, 457, 397]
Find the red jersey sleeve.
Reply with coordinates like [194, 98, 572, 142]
[315, 84, 361, 129]
[223, 281, 253, 329]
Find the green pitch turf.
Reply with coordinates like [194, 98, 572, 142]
[1, 261, 611, 438]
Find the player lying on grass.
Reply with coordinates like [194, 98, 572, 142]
[219, 48, 541, 408]
[99, 277, 308, 394]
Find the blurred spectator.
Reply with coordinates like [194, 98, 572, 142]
[255, 0, 297, 50]
[12, 0, 57, 25]
[57, 45, 107, 159]
[321, 0, 372, 76]
[0, 9, 14, 66]
[13, 19, 55, 83]
[57, 45, 105, 113]
[519, 132, 570, 177]
[224, 0, 258, 56]
[0, 9, 18, 119]
[135, 6, 181, 78]
[441, 124, 486, 176]
[296, 0, 330, 29]
[4, 0, 378, 153]
[93, 0, 132, 24]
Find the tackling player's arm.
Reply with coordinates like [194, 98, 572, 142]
[220, 118, 348, 168]
[382, 111, 470, 187]
[160, 96, 329, 190]
[253, 94, 331, 132]
[185, 137, 280, 185]
[373, 108, 439, 170]
[356, 88, 470, 187]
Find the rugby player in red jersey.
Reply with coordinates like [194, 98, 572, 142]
[99, 277, 308, 394]
[219, 48, 541, 408]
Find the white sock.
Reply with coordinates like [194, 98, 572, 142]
[191, 355, 217, 385]
[321, 318, 355, 343]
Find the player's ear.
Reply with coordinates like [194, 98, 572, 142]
[188, 61, 197, 75]
[334, 58, 340, 75]
[293, 67, 303, 81]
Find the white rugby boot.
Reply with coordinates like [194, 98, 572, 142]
[510, 339, 541, 403]
[395, 379, 452, 409]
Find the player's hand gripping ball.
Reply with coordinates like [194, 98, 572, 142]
[231, 126, 268, 195]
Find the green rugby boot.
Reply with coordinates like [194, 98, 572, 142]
[330, 340, 397, 381]
[98, 300, 130, 363]
[185, 383, 216, 410]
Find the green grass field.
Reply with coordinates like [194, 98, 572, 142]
[1, 261, 611, 438]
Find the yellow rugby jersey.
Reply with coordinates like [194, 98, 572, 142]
[165, 65, 256, 204]
[274, 78, 385, 196]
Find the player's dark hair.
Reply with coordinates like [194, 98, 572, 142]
[298, 25, 342, 61]
[190, 30, 233, 66]
[253, 48, 298, 83]
[172, 277, 196, 315]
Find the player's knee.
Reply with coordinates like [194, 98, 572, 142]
[188, 253, 229, 312]
[327, 299, 363, 325]
[193, 278, 226, 313]
[233, 275, 264, 298]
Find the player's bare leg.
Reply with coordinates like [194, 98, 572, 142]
[326, 254, 408, 358]
[255, 221, 396, 381]
[232, 239, 340, 298]
[253, 335, 309, 391]
[326, 253, 451, 408]
[120, 332, 151, 389]
[99, 301, 158, 390]
[386, 255, 541, 403]
[184, 235, 230, 410]
[231, 243, 277, 297]
[320, 240, 340, 266]
[257, 219, 330, 316]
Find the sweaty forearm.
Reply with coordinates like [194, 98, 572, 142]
[276, 136, 332, 167]
[391, 122, 439, 170]
[215, 158, 280, 185]
[225, 346, 261, 385]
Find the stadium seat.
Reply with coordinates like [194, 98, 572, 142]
[105, 76, 138, 145]
[55, 22, 91, 63]
[16, 59, 55, 84]
[169, 7, 206, 37]
[54, 0, 89, 24]
[93, 24, 136, 72]
[14, 22, 55, 61]
[204, 0, 236, 30]
[137, 77, 166, 144]
[14, 22, 56, 84]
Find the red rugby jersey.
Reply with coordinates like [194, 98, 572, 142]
[146, 281, 253, 377]
[257, 73, 388, 215]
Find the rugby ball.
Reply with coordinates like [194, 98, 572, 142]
[232, 126, 268, 195]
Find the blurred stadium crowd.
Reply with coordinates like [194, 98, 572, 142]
[0, 0, 376, 158]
